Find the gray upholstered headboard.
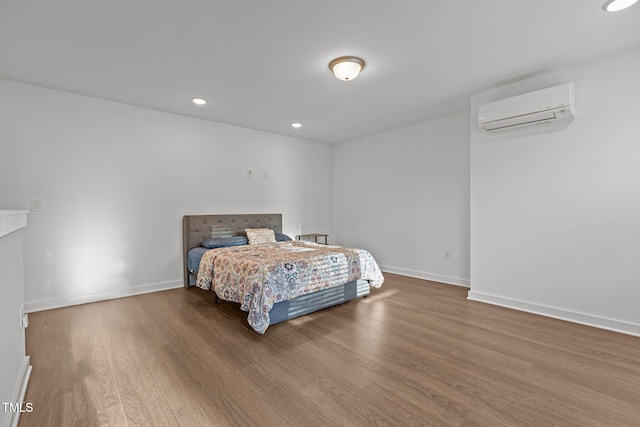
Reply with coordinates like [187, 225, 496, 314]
[182, 213, 282, 288]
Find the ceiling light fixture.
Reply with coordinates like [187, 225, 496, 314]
[191, 97, 207, 105]
[291, 122, 303, 128]
[602, 0, 638, 11]
[328, 56, 365, 81]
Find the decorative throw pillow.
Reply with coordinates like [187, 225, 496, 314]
[245, 228, 276, 245]
[211, 226, 234, 239]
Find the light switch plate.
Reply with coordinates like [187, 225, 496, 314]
[30, 199, 43, 212]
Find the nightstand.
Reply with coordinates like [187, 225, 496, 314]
[296, 233, 329, 245]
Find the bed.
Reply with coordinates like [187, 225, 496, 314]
[182, 214, 384, 333]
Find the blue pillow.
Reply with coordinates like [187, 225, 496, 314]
[201, 236, 248, 249]
[275, 233, 292, 242]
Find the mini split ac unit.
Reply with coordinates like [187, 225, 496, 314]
[478, 83, 575, 134]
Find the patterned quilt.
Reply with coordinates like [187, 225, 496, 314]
[196, 241, 384, 333]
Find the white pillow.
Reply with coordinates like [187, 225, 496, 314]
[245, 228, 276, 245]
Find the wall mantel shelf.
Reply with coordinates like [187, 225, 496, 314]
[0, 210, 29, 238]
[0, 209, 31, 427]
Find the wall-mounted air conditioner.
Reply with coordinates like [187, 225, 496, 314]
[478, 83, 575, 134]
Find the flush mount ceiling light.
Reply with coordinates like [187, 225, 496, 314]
[291, 122, 303, 128]
[191, 97, 207, 105]
[602, 0, 638, 11]
[328, 56, 365, 81]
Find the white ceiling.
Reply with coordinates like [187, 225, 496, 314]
[1, 0, 639, 144]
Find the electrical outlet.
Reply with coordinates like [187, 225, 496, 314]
[31, 199, 43, 212]
[444, 250, 451, 259]
[247, 169, 253, 178]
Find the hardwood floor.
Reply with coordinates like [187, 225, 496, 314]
[19, 273, 640, 426]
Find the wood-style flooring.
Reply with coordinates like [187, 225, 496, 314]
[19, 273, 640, 426]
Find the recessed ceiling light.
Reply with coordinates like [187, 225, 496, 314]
[329, 56, 365, 81]
[602, 0, 638, 11]
[191, 97, 207, 105]
[291, 122, 303, 128]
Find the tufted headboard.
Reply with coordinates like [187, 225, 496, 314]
[182, 213, 282, 287]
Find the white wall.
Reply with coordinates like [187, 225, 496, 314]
[332, 112, 470, 286]
[0, 79, 332, 311]
[468, 47, 640, 336]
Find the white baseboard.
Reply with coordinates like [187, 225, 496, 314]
[380, 265, 470, 288]
[467, 291, 640, 337]
[24, 280, 183, 313]
[9, 356, 31, 427]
